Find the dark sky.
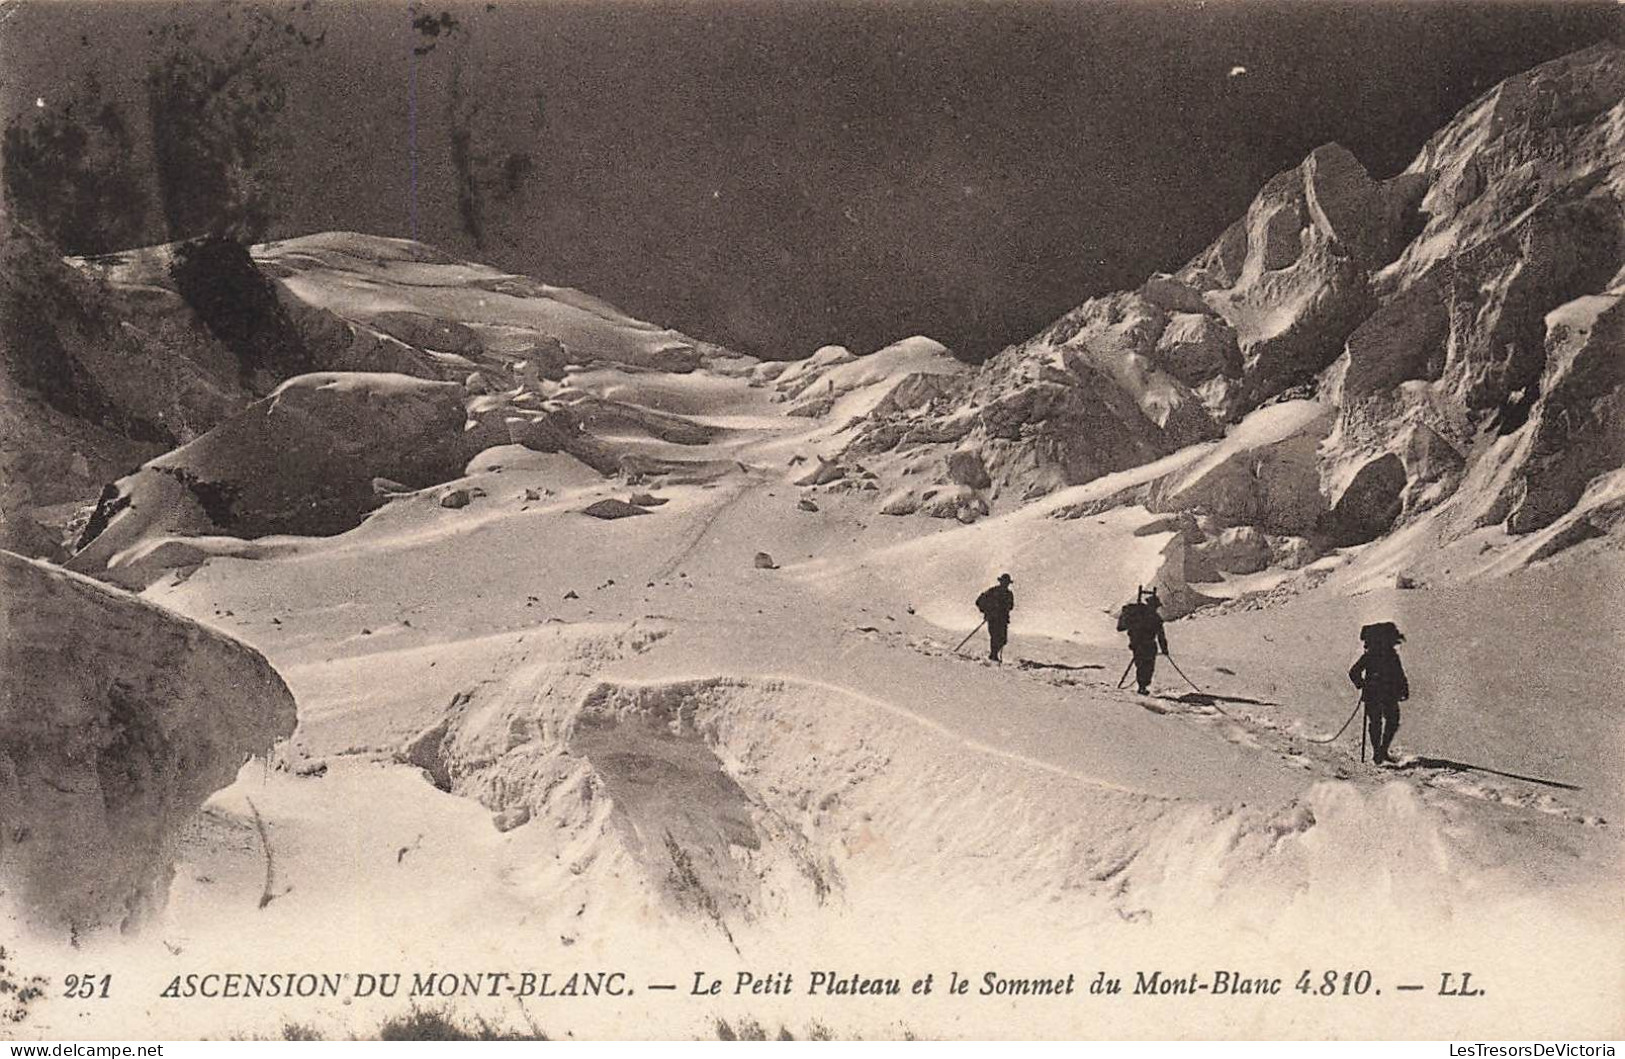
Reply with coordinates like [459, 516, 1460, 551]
[2, 1, 1620, 360]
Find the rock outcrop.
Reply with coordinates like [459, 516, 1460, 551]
[0, 222, 213, 561]
[0, 550, 296, 934]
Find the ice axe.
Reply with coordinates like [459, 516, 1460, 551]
[954, 619, 986, 654]
[1116, 657, 1134, 689]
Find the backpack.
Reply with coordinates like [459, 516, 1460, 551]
[1117, 601, 1156, 635]
[1357, 648, 1409, 700]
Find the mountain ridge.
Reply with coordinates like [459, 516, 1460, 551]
[1, 42, 1620, 596]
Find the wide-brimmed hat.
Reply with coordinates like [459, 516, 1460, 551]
[1360, 621, 1404, 645]
[997, 573, 1013, 584]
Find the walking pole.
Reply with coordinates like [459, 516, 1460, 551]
[1116, 657, 1134, 688]
[1360, 702, 1368, 763]
[954, 620, 986, 654]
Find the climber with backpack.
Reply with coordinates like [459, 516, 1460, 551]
[1349, 621, 1410, 765]
[974, 573, 1015, 662]
[1117, 586, 1169, 694]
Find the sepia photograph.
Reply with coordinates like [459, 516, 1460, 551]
[0, 0, 1621, 1042]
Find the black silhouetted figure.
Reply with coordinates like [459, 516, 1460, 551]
[976, 573, 1015, 662]
[1117, 588, 1168, 694]
[1350, 622, 1410, 765]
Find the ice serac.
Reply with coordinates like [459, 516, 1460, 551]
[927, 135, 1425, 524]
[1155, 312, 1241, 389]
[832, 326, 1207, 513]
[992, 291, 1223, 446]
[1322, 42, 1625, 551]
[0, 550, 296, 934]
[1500, 291, 1625, 535]
[1054, 42, 1625, 570]
[1177, 143, 1417, 405]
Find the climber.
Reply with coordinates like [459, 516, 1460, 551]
[975, 573, 1015, 662]
[1349, 622, 1410, 765]
[1117, 587, 1169, 694]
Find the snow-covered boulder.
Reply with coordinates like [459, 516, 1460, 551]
[794, 458, 847, 487]
[1195, 526, 1273, 575]
[879, 489, 920, 516]
[918, 484, 983, 520]
[68, 372, 508, 584]
[1145, 401, 1333, 535]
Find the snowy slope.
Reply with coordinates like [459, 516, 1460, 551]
[6, 367, 1619, 1037]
